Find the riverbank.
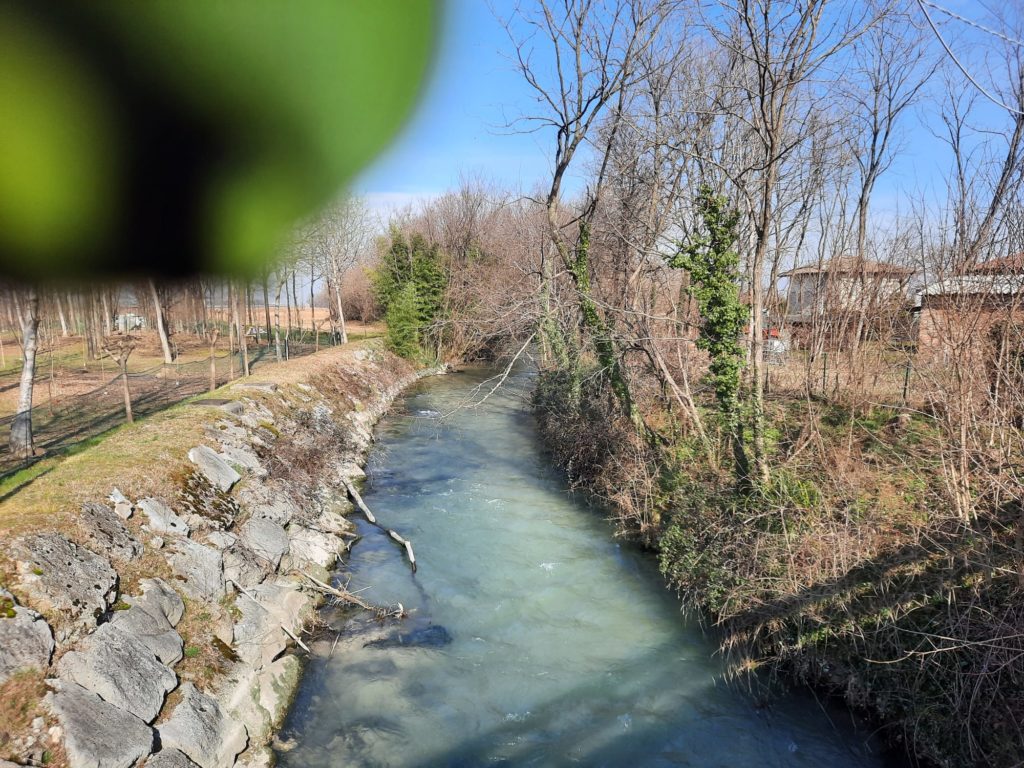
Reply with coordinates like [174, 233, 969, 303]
[0, 340, 431, 768]
[275, 365, 888, 767]
[532, 369, 1022, 768]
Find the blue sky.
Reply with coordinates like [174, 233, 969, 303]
[355, 1, 557, 218]
[354, 0, 1021, 227]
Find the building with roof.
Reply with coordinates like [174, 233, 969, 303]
[778, 257, 915, 344]
[914, 256, 1024, 362]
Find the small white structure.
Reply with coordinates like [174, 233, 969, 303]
[116, 313, 146, 333]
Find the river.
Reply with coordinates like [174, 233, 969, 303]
[277, 367, 896, 767]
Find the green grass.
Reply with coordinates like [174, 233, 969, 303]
[0, 429, 123, 499]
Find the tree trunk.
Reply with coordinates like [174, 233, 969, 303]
[120, 360, 133, 423]
[233, 282, 250, 377]
[149, 279, 174, 364]
[274, 280, 283, 363]
[285, 272, 293, 343]
[10, 287, 40, 458]
[329, 255, 349, 344]
[291, 269, 301, 338]
[66, 291, 79, 332]
[55, 293, 69, 337]
[101, 291, 113, 335]
[262, 275, 273, 346]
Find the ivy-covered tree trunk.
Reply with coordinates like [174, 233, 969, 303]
[669, 187, 751, 488]
[569, 225, 641, 429]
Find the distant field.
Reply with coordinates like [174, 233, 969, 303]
[0, 321, 383, 478]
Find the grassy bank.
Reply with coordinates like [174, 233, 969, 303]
[533, 368, 1024, 767]
[0, 338, 414, 766]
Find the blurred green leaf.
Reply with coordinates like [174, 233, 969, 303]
[0, 1, 439, 279]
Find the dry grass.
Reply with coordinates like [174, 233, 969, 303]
[0, 670, 67, 767]
[0, 339, 387, 535]
[173, 596, 237, 690]
[0, 337, 399, 767]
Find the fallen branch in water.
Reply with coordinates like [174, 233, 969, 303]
[343, 479, 418, 574]
[299, 570, 406, 620]
[388, 529, 417, 573]
[343, 479, 376, 524]
[440, 331, 535, 419]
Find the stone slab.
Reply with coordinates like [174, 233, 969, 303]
[188, 446, 241, 492]
[0, 589, 54, 684]
[157, 683, 247, 768]
[56, 622, 177, 723]
[46, 679, 154, 768]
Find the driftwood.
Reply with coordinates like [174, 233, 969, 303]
[343, 480, 376, 524]
[343, 479, 418, 574]
[387, 529, 417, 573]
[300, 570, 405, 620]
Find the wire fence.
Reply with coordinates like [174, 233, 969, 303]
[0, 340, 320, 477]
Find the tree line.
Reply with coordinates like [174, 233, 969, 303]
[366, 2, 1024, 764]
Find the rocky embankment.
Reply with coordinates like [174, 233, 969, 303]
[0, 344, 429, 768]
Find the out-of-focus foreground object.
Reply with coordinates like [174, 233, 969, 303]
[0, 1, 438, 279]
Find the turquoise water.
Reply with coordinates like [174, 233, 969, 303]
[278, 368, 895, 767]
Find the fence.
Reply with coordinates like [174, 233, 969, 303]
[0, 340, 319, 477]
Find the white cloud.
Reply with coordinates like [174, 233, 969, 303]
[361, 191, 439, 228]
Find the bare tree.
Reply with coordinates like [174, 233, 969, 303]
[204, 326, 221, 392]
[9, 286, 39, 457]
[232, 281, 249, 377]
[504, 0, 674, 424]
[709, 0, 873, 484]
[148, 279, 174, 364]
[102, 335, 137, 424]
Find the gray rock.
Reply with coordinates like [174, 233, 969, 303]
[285, 524, 338, 570]
[232, 594, 286, 669]
[110, 592, 183, 666]
[157, 683, 247, 768]
[232, 582, 312, 669]
[222, 544, 271, 591]
[256, 655, 300, 730]
[167, 539, 224, 601]
[191, 399, 244, 416]
[213, 419, 249, 440]
[137, 498, 190, 537]
[334, 460, 366, 483]
[236, 382, 277, 393]
[130, 578, 185, 626]
[238, 518, 289, 570]
[56, 622, 177, 723]
[0, 589, 54, 684]
[12, 533, 117, 642]
[316, 508, 354, 536]
[219, 444, 263, 476]
[108, 489, 133, 520]
[188, 446, 241, 492]
[205, 531, 237, 550]
[47, 679, 154, 768]
[145, 750, 200, 768]
[79, 502, 142, 561]
[236, 483, 300, 526]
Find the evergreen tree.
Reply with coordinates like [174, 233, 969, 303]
[384, 282, 420, 358]
[373, 229, 448, 358]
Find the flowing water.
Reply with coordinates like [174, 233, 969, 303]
[278, 368, 897, 768]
